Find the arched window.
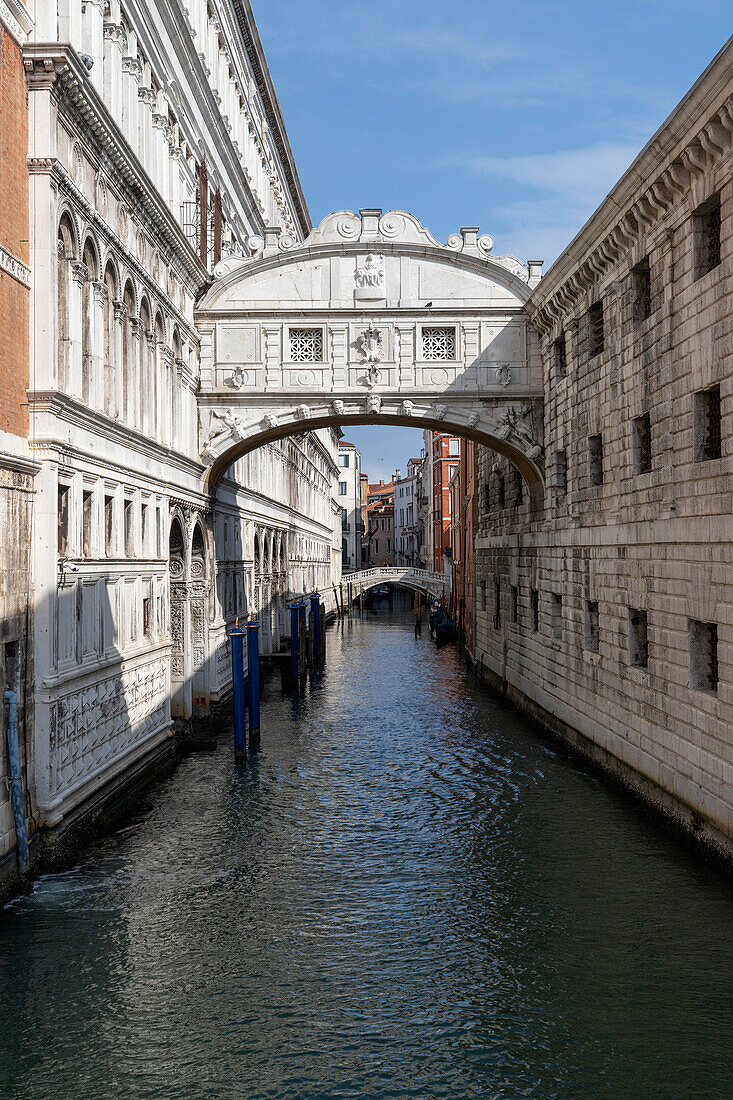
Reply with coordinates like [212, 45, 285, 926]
[103, 261, 117, 417]
[122, 281, 136, 425]
[57, 216, 76, 392]
[154, 311, 165, 443]
[81, 239, 98, 404]
[139, 299, 152, 434]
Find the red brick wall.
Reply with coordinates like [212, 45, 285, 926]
[0, 26, 29, 439]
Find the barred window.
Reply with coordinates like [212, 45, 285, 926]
[694, 193, 721, 280]
[694, 386, 722, 461]
[628, 608, 648, 668]
[514, 466, 523, 505]
[531, 589, 539, 632]
[422, 326, 456, 360]
[493, 579, 501, 629]
[632, 257, 652, 323]
[289, 327, 323, 362]
[510, 585, 519, 624]
[689, 619, 718, 692]
[495, 472, 505, 509]
[632, 413, 652, 474]
[589, 301, 604, 357]
[551, 593, 562, 640]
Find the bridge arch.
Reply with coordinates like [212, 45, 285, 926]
[344, 567, 450, 602]
[195, 208, 546, 496]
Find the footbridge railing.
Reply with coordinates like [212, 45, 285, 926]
[342, 567, 450, 599]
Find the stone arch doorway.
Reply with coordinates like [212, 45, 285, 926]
[168, 510, 212, 721]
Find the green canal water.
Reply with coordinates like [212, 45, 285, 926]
[1, 603, 732, 1098]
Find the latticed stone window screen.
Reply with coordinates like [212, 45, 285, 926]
[422, 326, 456, 360]
[289, 328, 323, 362]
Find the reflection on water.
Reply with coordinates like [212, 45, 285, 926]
[1, 604, 732, 1099]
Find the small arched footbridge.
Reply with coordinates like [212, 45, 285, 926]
[343, 567, 450, 601]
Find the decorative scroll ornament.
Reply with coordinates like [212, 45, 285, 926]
[495, 365, 512, 388]
[495, 404, 543, 458]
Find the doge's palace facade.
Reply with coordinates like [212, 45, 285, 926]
[14, 0, 339, 849]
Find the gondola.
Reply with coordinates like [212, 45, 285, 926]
[429, 606, 456, 646]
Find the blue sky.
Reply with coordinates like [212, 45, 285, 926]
[252, 0, 731, 480]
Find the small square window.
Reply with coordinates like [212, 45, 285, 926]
[632, 257, 652, 323]
[338, 481, 347, 495]
[553, 333, 567, 379]
[628, 608, 648, 668]
[632, 413, 652, 474]
[422, 326, 455, 360]
[289, 327, 323, 362]
[584, 600, 599, 653]
[589, 434, 603, 486]
[493, 579, 501, 629]
[339, 454, 349, 468]
[124, 499, 135, 558]
[589, 301, 604, 357]
[694, 193, 721, 280]
[693, 386, 722, 461]
[510, 585, 519, 623]
[448, 438, 460, 457]
[689, 619, 718, 692]
[481, 580, 487, 612]
[556, 448, 568, 494]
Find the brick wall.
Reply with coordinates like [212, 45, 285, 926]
[0, 24, 29, 439]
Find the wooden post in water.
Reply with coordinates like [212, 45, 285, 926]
[247, 620, 260, 744]
[229, 626, 247, 761]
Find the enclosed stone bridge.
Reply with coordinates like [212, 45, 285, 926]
[195, 209, 545, 492]
[343, 567, 450, 601]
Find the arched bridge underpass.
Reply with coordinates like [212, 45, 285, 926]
[343, 568, 450, 602]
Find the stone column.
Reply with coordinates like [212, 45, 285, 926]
[68, 259, 87, 397]
[138, 84, 155, 181]
[161, 345, 175, 447]
[92, 280, 108, 411]
[103, 19, 123, 124]
[112, 299, 126, 421]
[168, 140, 182, 223]
[152, 109, 170, 201]
[121, 52, 141, 153]
[82, 0, 105, 94]
[57, 0, 83, 52]
[127, 316, 142, 428]
[144, 329, 157, 438]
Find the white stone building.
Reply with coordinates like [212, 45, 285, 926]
[17, 0, 340, 851]
[395, 458, 420, 566]
[337, 440, 363, 571]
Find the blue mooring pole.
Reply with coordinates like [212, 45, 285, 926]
[299, 602, 308, 671]
[310, 593, 321, 663]
[247, 620, 260, 743]
[5, 690, 29, 874]
[290, 603, 300, 684]
[229, 627, 247, 761]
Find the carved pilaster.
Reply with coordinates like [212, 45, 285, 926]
[113, 300, 127, 324]
[92, 280, 108, 306]
[70, 260, 88, 287]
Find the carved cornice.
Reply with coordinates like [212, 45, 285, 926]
[23, 46, 209, 294]
[0, 0, 33, 46]
[528, 43, 733, 336]
[0, 243, 31, 288]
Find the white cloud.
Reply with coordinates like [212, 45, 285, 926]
[463, 142, 641, 204]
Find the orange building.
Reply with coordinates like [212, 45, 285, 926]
[431, 433, 461, 573]
[449, 441, 476, 653]
[367, 478, 396, 566]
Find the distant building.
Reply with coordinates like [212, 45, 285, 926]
[415, 451, 433, 570]
[429, 432, 461, 573]
[337, 441, 363, 571]
[395, 458, 420, 566]
[367, 477, 397, 566]
[360, 473, 369, 567]
[449, 442, 476, 651]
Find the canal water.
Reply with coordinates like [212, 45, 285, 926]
[1, 603, 732, 1099]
